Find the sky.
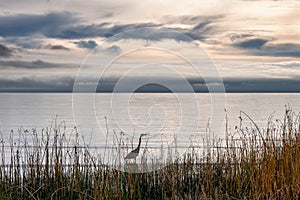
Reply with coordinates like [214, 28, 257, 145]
[1, 0, 300, 92]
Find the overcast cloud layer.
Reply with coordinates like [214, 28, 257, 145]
[0, 0, 300, 92]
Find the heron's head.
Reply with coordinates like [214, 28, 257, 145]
[140, 134, 148, 138]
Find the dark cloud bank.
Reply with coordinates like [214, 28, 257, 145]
[0, 12, 218, 43]
[1, 76, 300, 93]
[1, 12, 299, 58]
[0, 59, 76, 69]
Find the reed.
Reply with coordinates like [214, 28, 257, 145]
[0, 108, 299, 199]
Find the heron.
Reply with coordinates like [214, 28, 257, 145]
[125, 134, 148, 161]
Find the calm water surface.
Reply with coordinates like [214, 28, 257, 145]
[0, 93, 299, 150]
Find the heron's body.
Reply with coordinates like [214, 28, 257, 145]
[125, 134, 147, 160]
[124, 150, 139, 160]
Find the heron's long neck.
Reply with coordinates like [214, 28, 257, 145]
[137, 136, 142, 151]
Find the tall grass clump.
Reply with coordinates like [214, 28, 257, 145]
[0, 108, 299, 199]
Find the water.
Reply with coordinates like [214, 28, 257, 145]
[0, 93, 299, 166]
[0, 93, 299, 138]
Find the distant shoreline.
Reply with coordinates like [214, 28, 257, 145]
[1, 91, 300, 93]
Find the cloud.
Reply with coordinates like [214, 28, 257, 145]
[234, 38, 270, 49]
[0, 59, 76, 69]
[74, 40, 98, 49]
[0, 44, 13, 57]
[270, 61, 300, 69]
[161, 15, 224, 26]
[0, 12, 219, 43]
[262, 43, 300, 57]
[101, 45, 121, 54]
[4, 36, 44, 49]
[188, 76, 300, 92]
[222, 78, 300, 92]
[233, 37, 300, 58]
[0, 76, 74, 92]
[51, 23, 108, 39]
[45, 44, 69, 50]
[0, 12, 77, 37]
[103, 19, 219, 42]
[107, 26, 193, 42]
[229, 33, 255, 42]
[1, 70, 300, 92]
[4, 37, 69, 50]
[73, 40, 121, 53]
[192, 21, 213, 32]
[57, 22, 163, 40]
